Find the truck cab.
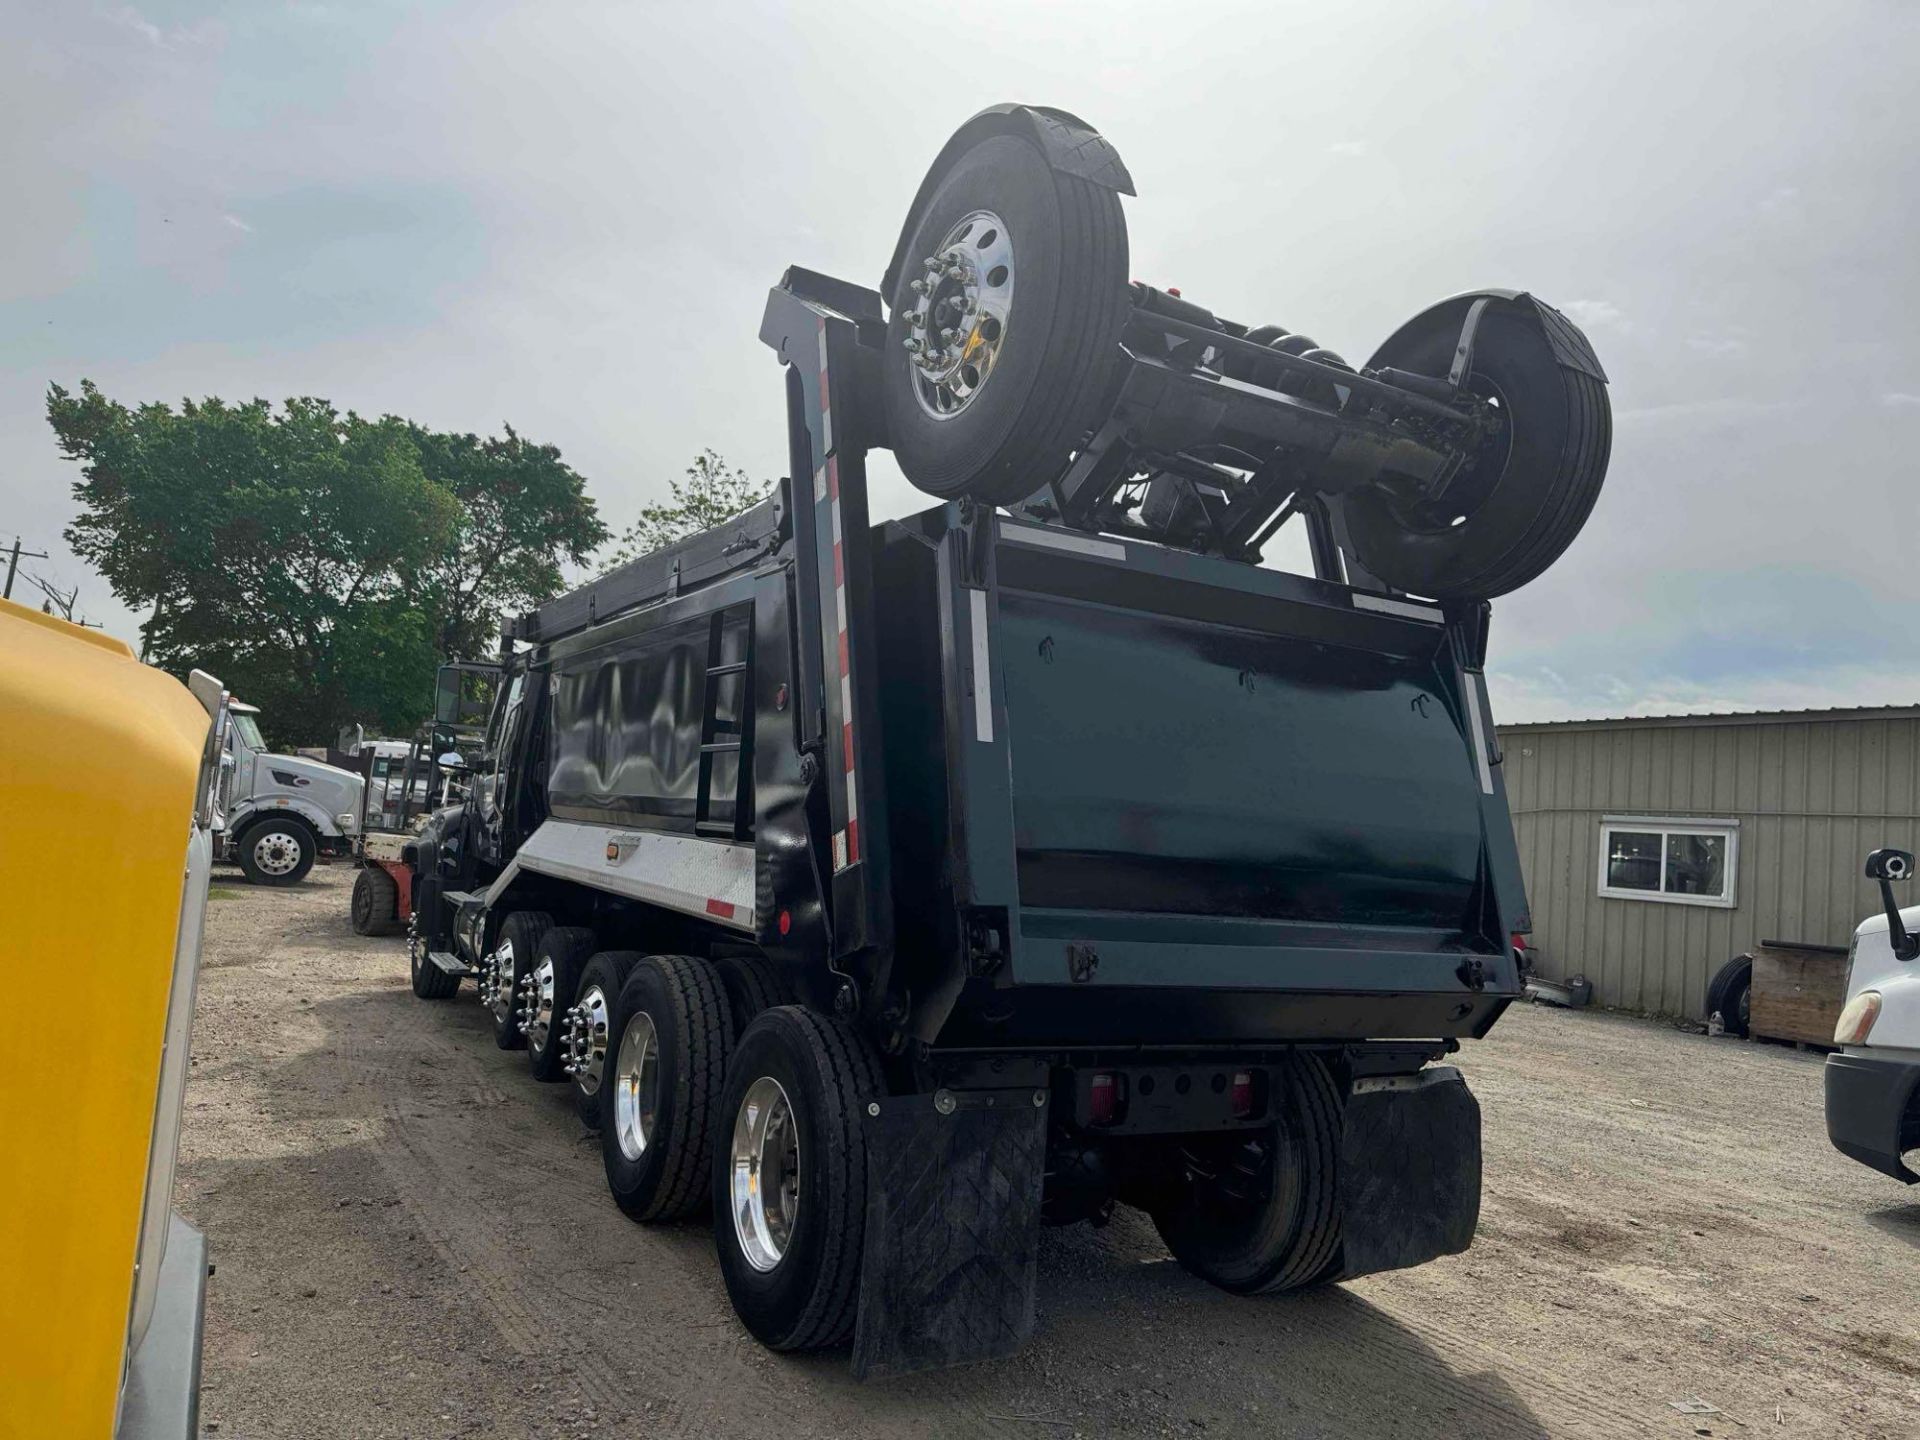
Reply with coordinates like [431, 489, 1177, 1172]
[217, 700, 363, 885]
[1826, 847, 1920, 1183]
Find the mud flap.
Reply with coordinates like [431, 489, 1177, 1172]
[1334, 1065, 1481, 1280]
[851, 1089, 1047, 1380]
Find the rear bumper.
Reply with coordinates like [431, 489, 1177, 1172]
[1825, 1051, 1920, 1184]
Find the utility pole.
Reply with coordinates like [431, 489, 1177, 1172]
[3, 537, 50, 601]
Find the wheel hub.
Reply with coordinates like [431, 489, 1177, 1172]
[729, 1075, 800, 1273]
[561, 985, 614, 1093]
[901, 209, 1013, 419]
[479, 941, 514, 1021]
[612, 1011, 661, 1162]
[517, 957, 556, 1047]
[252, 831, 301, 876]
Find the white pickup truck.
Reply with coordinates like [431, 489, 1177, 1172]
[217, 701, 364, 885]
[1826, 847, 1920, 1183]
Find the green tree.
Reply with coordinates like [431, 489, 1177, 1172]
[48, 381, 602, 746]
[601, 449, 770, 570]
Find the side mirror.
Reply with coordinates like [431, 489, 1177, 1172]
[1864, 848, 1918, 961]
[434, 666, 463, 726]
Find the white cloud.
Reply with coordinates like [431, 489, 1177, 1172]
[222, 214, 253, 234]
[1325, 140, 1370, 157]
[1882, 392, 1920, 408]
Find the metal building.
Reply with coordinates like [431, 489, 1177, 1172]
[1499, 706, 1920, 1018]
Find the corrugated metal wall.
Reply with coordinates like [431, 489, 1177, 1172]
[1500, 712, 1920, 1018]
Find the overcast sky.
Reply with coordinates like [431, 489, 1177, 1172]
[4, 1, 1916, 722]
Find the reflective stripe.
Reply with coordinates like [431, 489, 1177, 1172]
[970, 588, 993, 743]
[1464, 671, 1495, 795]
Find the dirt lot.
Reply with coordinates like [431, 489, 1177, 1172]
[178, 867, 1920, 1439]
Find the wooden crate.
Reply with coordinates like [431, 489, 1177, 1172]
[1749, 939, 1849, 1046]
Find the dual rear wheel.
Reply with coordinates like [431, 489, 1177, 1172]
[595, 952, 882, 1348]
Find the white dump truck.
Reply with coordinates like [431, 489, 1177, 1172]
[216, 700, 363, 885]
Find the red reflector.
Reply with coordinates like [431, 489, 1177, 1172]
[778, 909, 792, 936]
[1167, 286, 1182, 297]
[1230, 1071, 1254, 1118]
[1089, 1072, 1120, 1126]
[706, 898, 736, 920]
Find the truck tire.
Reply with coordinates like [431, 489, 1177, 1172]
[1707, 954, 1753, 1038]
[237, 817, 316, 886]
[351, 866, 402, 936]
[569, 951, 641, 1129]
[490, 911, 552, 1051]
[714, 955, 793, 1038]
[1340, 299, 1611, 600]
[601, 955, 731, 1221]
[1150, 1052, 1343, 1295]
[712, 1006, 885, 1350]
[881, 133, 1130, 506]
[399, 902, 455, 1006]
[523, 927, 598, 1082]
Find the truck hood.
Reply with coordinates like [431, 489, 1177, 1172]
[261, 752, 363, 791]
[1850, 902, 1920, 994]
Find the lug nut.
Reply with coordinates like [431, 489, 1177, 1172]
[941, 328, 959, 342]
[903, 337, 922, 354]
[908, 278, 927, 294]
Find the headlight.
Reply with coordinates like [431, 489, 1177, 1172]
[337, 812, 357, 830]
[1834, 990, 1882, 1045]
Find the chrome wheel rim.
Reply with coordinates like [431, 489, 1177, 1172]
[902, 209, 1013, 419]
[486, 941, 515, 1022]
[730, 1076, 799, 1273]
[612, 1011, 660, 1162]
[573, 985, 613, 1095]
[525, 958, 557, 1050]
[252, 830, 302, 876]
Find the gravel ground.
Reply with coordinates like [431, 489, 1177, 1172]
[179, 868, 1920, 1439]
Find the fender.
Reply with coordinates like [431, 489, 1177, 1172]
[230, 795, 339, 840]
[880, 103, 1135, 303]
[1367, 289, 1609, 383]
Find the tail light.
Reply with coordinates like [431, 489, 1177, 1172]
[1230, 1070, 1255, 1119]
[1088, 1071, 1123, 1125]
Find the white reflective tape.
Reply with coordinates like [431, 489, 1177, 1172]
[820, 406, 832, 456]
[970, 588, 993, 743]
[832, 828, 849, 872]
[1464, 671, 1495, 795]
[813, 465, 827, 504]
[1352, 592, 1445, 623]
[999, 523, 1127, 561]
[840, 673, 852, 718]
[817, 325, 830, 372]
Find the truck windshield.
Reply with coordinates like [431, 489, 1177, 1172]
[232, 714, 265, 749]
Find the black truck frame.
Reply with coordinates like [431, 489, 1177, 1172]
[404, 262, 1530, 1376]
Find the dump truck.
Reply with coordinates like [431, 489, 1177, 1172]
[399, 104, 1612, 1375]
[0, 598, 230, 1435]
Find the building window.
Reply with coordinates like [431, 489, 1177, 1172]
[1598, 817, 1738, 908]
